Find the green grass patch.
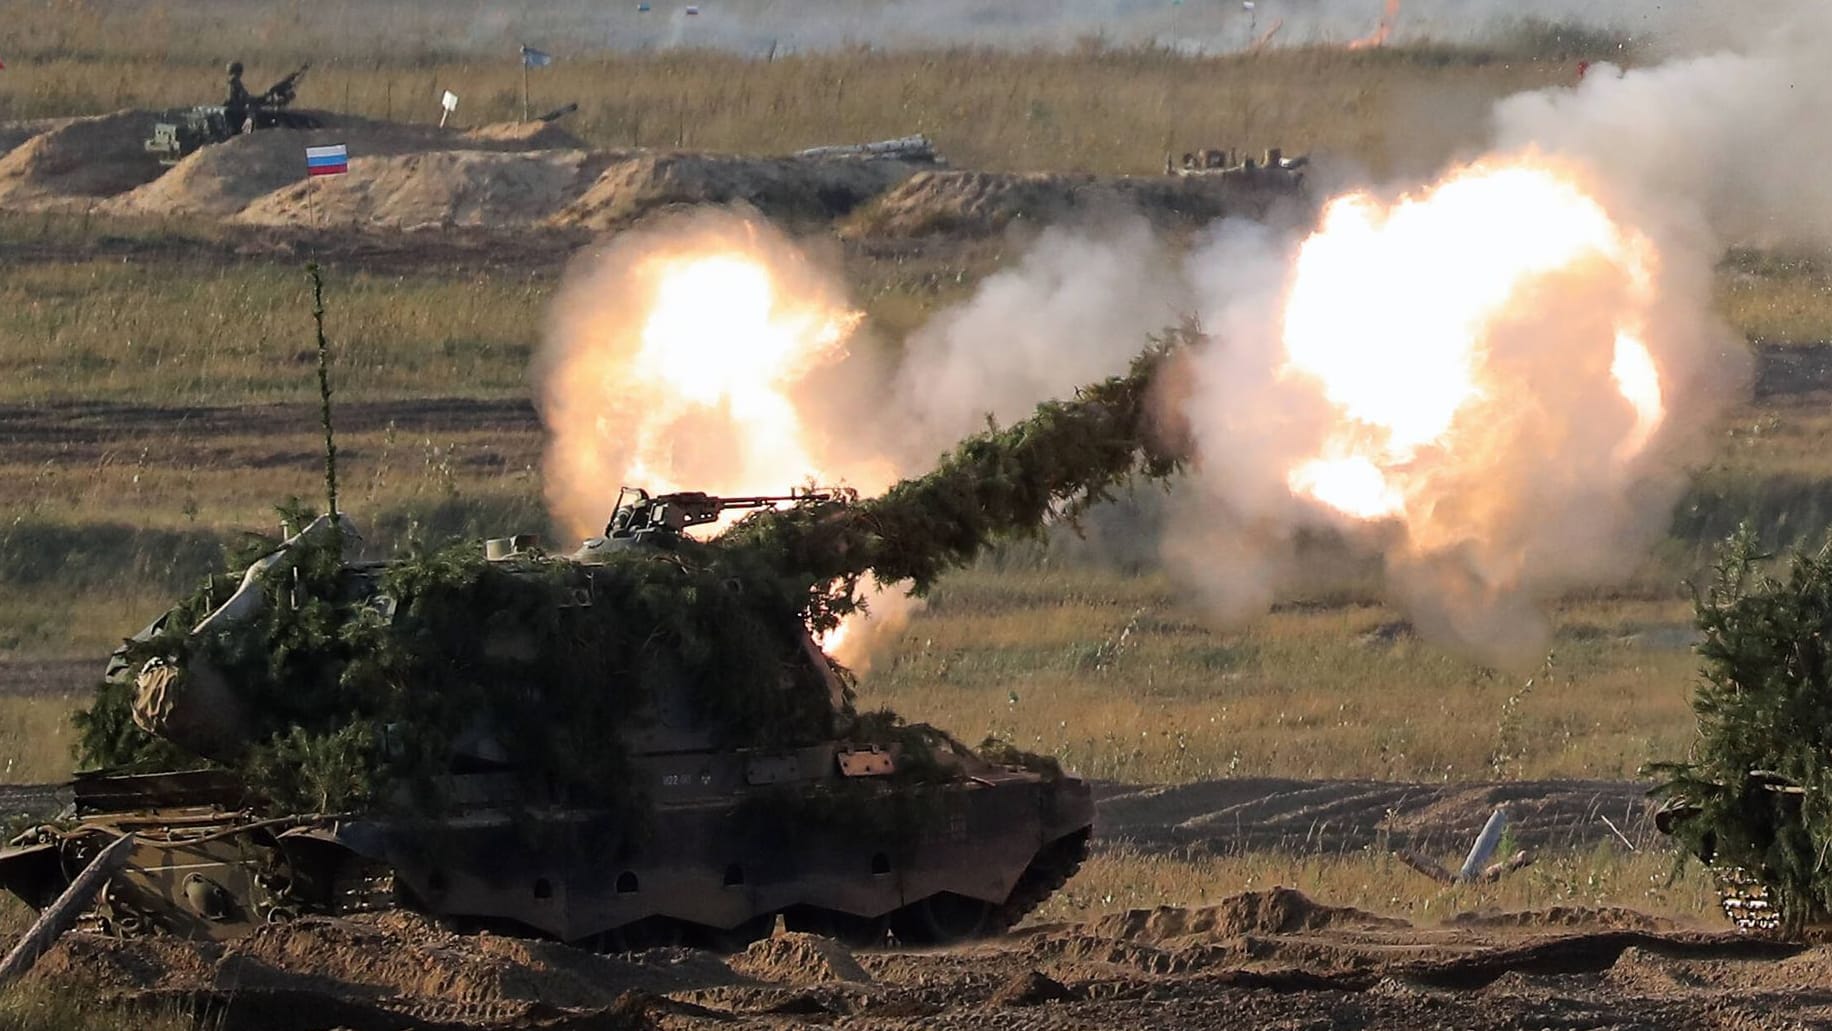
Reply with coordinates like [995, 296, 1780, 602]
[859, 568, 1700, 783]
[1030, 842, 1720, 926]
[0, 259, 546, 404]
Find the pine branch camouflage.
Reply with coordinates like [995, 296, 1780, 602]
[1652, 527, 1832, 930]
[73, 339, 1184, 818]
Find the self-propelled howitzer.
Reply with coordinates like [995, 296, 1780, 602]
[0, 345, 1178, 949]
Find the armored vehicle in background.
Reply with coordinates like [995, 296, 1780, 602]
[145, 64, 322, 165]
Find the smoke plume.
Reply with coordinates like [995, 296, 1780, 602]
[528, 8, 1827, 669]
[1156, 6, 1832, 663]
[175, 0, 1691, 59]
[864, 7, 1832, 666]
[1169, 162, 1738, 666]
[890, 217, 1185, 458]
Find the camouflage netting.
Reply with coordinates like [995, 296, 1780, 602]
[73, 340, 1181, 816]
[1651, 529, 1832, 929]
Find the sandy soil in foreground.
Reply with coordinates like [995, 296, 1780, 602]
[28, 891, 1811, 1031]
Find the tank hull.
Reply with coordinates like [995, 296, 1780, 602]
[0, 752, 1092, 949]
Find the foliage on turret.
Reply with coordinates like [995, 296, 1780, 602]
[72, 338, 1182, 817]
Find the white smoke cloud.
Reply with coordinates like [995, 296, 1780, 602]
[866, 5, 1827, 667]
[1492, 4, 1832, 249]
[1160, 5, 1832, 664]
[821, 216, 1185, 670]
[889, 216, 1185, 459]
[1169, 177, 1741, 666]
[170, 0, 1690, 59]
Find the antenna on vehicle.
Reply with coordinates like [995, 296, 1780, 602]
[307, 263, 340, 524]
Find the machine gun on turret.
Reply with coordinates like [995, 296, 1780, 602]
[256, 64, 310, 110]
[145, 61, 326, 165]
[602, 487, 854, 541]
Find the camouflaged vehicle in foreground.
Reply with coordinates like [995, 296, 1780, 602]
[0, 490, 1093, 950]
[0, 341, 1176, 952]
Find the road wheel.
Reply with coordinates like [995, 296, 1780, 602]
[783, 906, 889, 948]
[594, 915, 691, 952]
[691, 913, 775, 953]
[889, 893, 993, 946]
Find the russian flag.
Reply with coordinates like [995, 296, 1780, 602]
[305, 144, 349, 177]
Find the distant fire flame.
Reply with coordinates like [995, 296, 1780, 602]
[1276, 159, 1662, 552]
[1346, 0, 1399, 49]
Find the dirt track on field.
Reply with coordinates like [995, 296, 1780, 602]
[27, 891, 1813, 1031]
[1096, 775, 1657, 855]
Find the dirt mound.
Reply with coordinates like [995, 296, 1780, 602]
[30, 915, 735, 1028]
[1451, 906, 1680, 932]
[102, 127, 345, 218]
[986, 968, 1076, 1007]
[18, 900, 1822, 1031]
[31, 930, 219, 990]
[0, 117, 72, 161]
[104, 117, 602, 221]
[729, 932, 872, 985]
[552, 151, 917, 230]
[844, 168, 1305, 238]
[1600, 945, 1708, 995]
[0, 110, 167, 208]
[466, 120, 586, 150]
[236, 149, 609, 229]
[1087, 888, 1407, 944]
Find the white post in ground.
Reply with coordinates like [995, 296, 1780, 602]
[1458, 808, 1509, 882]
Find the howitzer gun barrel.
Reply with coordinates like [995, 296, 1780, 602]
[716, 341, 1182, 594]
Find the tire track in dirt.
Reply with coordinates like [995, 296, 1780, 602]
[1095, 776, 1656, 855]
[1, 397, 540, 465]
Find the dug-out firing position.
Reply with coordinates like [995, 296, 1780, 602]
[145, 60, 321, 165]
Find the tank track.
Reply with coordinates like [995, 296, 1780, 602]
[1713, 865, 1782, 933]
[990, 828, 1091, 933]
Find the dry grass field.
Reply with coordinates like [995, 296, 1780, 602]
[860, 571, 1701, 784]
[0, 1, 1602, 178]
[1, 212, 1829, 787]
[1030, 843, 1722, 925]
